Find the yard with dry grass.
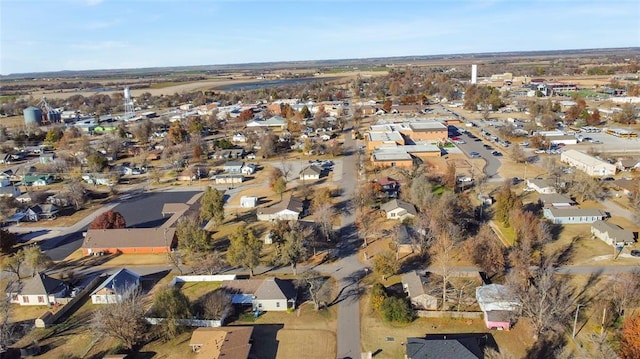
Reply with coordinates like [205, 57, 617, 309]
[359, 292, 535, 359]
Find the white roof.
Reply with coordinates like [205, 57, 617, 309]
[368, 131, 403, 142]
[476, 284, 520, 312]
[561, 150, 612, 168]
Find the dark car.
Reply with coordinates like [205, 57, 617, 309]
[492, 151, 503, 156]
[484, 144, 493, 150]
[631, 250, 640, 257]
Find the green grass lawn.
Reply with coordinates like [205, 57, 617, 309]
[492, 221, 516, 246]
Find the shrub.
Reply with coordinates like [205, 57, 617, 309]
[370, 283, 387, 312]
[380, 297, 414, 323]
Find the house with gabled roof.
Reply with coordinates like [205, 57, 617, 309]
[406, 335, 486, 359]
[299, 165, 323, 181]
[256, 196, 304, 222]
[476, 284, 520, 330]
[8, 272, 69, 306]
[91, 268, 141, 304]
[221, 277, 297, 311]
[591, 220, 635, 247]
[402, 271, 438, 310]
[24, 203, 58, 221]
[189, 326, 253, 359]
[381, 199, 417, 221]
[538, 193, 575, 208]
[525, 178, 557, 194]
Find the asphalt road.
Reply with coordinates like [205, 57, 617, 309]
[455, 131, 503, 179]
[335, 124, 365, 359]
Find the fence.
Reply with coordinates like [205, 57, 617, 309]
[415, 311, 483, 319]
[144, 318, 223, 327]
[35, 275, 106, 328]
[167, 274, 237, 287]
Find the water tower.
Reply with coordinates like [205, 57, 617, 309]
[471, 64, 478, 84]
[123, 87, 135, 121]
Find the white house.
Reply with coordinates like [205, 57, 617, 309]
[380, 199, 417, 221]
[222, 277, 297, 312]
[591, 220, 635, 247]
[543, 207, 607, 224]
[538, 193, 575, 208]
[232, 133, 247, 143]
[241, 163, 256, 175]
[257, 196, 304, 221]
[211, 174, 244, 185]
[91, 268, 141, 304]
[224, 161, 244, 174]
[8, 272, 69, 306]
[240, 196, 258, 208]
[525, 178, 557, 194]
[299, 165, 323, 181]
[561, 149, 617, 177]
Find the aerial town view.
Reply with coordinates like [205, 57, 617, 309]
[1, 1, 639, 359]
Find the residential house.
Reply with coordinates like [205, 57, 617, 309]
[241, 163, 256, 176]
[543, 207, 607, 224]
[561, 150, 617, 177]
[538, 193, 576, 208]
[380, 199, 417, 221]
[246, 115, 286, 130]
[525, 178, 557, 194]
[612, 178, 637, 197]
[406, 335, 486, 359]
[377, 176, 400, 197]
[401, 271, 438, 310]
[224, 161, 244, 174]
[8, 272, 69, 306]
[91, 268, 141, 304]
[81, 174, 113, 186]
[47, 194, 72, 208]
[591, 220, 635, 247]
[232, 133, 247, 143]
[39, 153, 55, 164]
[22, 174, 54, 187]
[189, 327, 253, 359]
[211, 174, 244, 185]
[81, 228, 177, 255]
[24, 204, 58, 221]
[256, 196, 304, 222]
[15, 192, 35, 204]
[222, 277, 297, 311]
[616, 158, 640, 171]
[240, 196, 258, 208]
[476, 284, 520, 330]
[212, 149, 245, 160]
[299, 165, 323, 181]
[0, 186, 21, 198]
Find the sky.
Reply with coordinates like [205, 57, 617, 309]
[1, 0, 639, 75]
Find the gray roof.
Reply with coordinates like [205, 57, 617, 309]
[527, 178, 555, 189]
[380, 199, 417, 216]
[545, 207, 606, 218]
[402, 271, 426, 298]
[591, 220, 635, 244]
[300, 165, 323, 176]
[406, 336, 483, 359]
[258, 196, 303, 215]
[538, 193, 575, 206]
[224, 161, 244, 167]
[255, 278, 296, 300]
[476, 284, 520, 312]
[15, 272, 67, 296]
[91, 268, 140, 296]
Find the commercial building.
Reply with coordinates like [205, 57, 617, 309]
[560, 150, 616, 177]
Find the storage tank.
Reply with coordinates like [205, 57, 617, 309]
[46, 110, 61, 123]
[23, 106, 43, 126]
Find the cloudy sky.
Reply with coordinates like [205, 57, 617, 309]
[1, 0, 638, 74]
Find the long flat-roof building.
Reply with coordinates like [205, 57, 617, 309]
[560, 149, 616, 177]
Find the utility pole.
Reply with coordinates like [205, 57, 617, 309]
[572, 303, 582, 338]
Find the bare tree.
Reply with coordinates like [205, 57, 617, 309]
[91, 287, 147, 351]
[198, 289, 233, 320]
[609, 271, 640, 318]
[314, 202, 336, 241]
[431, 223, 461, 310]
[507, 260, 575, 339]
[0, 278, 18, 350]
[191, 251, 226, 275]
[299, 270, 334, 311]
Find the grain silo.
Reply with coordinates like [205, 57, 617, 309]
[23, 106, 43, 126]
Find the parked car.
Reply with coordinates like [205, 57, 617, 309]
[631, 250, 640, 257]
[492, 151, 503, 156]
[470, 152, 481, 158]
